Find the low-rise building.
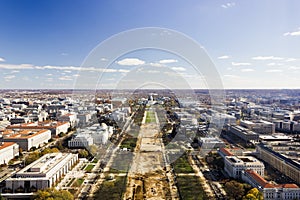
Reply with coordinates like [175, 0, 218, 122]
[1, 129, 51, 151]
[68, 133, 93, 148]
[257, 144, 300, 185]
[218, 147, 243, 158]
[0, 142, 19, 165]
[7, 121, 70, 136]
[242, 170, 300, 200]
[199, 137, 226, 149]
[224, 156, 264, 179]
[240, 120, 275, 134]
[3, 153, 78, 194]
[228, 125, 259, 142]
[57, 113, 77, 127]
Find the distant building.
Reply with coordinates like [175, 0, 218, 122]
[227, 125, 259, 142]
[57, 113, 77, 127]
[0, 142, 19, 165]
[68, 133, 93, 148]
[199, 137, 226, 149]
[224, 156, 264, 179]
[7, 121, 70, 136]
[3, 153, 78, 195]
[10, 117, 30, 125]
[257, 144, 300, 185]
[259, 135, 293, 143]
[242, 170, 300, 200]
[240, 120, 275, 134]
[1, 129, 51, 151]
[218, 147, 243, 158]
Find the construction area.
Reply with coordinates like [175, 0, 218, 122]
[123, 107, 179, 200]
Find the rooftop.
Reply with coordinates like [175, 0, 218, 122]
[0, 142, 17, 151]
[17, 153, 73, 176]
[2, 129, 49, 139]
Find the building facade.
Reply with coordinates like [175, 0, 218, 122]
[224, 156, 264, 179]
[242, 170, 300, 200]
[3, 153, 78, 194]
[257, 144, 300, 185]
[0, 142, 19, 165]
[1, 129, 51, 151]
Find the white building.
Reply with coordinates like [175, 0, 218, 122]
[68, 133, 93, 148]
[3, 153, 78, 194]
[242, 170, 300, 200]
[240, 120, 275, 134]
[57, 113, 77, 127]
[8, 121, 70, 136]
[1, 129, 51, 151]
[224, 156, 264, 179]
[0, 142, 19, 165]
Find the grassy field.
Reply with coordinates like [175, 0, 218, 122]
[85, 164, 95, 172]
[177, 175, 207, 200]
[72, 178, 84, 187]
[145, 110, 156, 123]
[94, 176, 127, 200]
[120, 137, 137, 152]
[172, 154, 194, 173]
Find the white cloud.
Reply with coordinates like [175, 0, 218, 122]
[100, 57, 108, 61]
[0, 63, 130, 73]
[59, 76, 73, 81]
[149, 62, 164, 67]
[171, 67, 186, 71]
[241, 68, 254, 72]
[288, 66, 300, 70]
[73, 74, 80, 77]
[46, 74, 53, 76]
[118, 69, 130, 73]
[283, 28, 300, 36]
[0, 63, 34, 69]
[0, 57, 5, 62]
[232, 62, 251, 66]
[224, 74, 240, 78]
[218, 55, 231, 59]
[252, 56, 284, 60]
[159, 59, 178, 64]
[10, 70, 20, 74]
[4, 75, 16, 80]
[116, 58, 145, 66]
[221, 2, 235, 8]
[61, 53, 68, 56]
[265, 69, 282, 73]
[267, 63, 283, 66]
[286, 58, 297, 62]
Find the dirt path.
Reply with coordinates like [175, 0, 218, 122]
[123, 107, 178, 200]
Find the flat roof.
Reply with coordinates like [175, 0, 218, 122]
[17, 153, 74, 176]
[226, 156, 261, 164]
[3, 129, 49, 139]
[0, 142, 17, 151]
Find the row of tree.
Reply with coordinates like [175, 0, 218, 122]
[224, 180, 263, 200]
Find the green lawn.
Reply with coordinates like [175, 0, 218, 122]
[94, 176, 127, 200]
[172, 154, 194, 173]
[85, 164, 95, 172]
[177, 176, 207, 200]
[77, 178, 84, 185]
[146, 110, 156, 123]
[120, 137, 137, 151]
[72, 178, 84, 187]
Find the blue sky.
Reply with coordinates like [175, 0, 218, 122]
[0, 0, 300, 89]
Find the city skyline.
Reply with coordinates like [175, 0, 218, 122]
[1, 0, 300, 89]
